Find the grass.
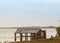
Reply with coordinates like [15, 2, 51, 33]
[10, 37, 60, 43]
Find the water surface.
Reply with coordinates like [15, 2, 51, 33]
[0, 28, 57, 42]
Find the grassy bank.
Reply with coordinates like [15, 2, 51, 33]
[10, 37, 60, 43]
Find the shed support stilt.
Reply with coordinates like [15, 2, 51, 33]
[14, 33, 16, 41]
[20, 33, 22, 41]
[25, 33, 28, 41]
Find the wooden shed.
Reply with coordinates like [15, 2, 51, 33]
[14, 27, 46, 41]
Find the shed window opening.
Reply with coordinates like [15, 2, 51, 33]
[22, 37, 25, 41]
[41, 32, 44, 36]
[22, 33, 25, 36]
[28, 37, 31, 41]
[28, 33, 31, 36]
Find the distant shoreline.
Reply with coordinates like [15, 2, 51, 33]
[0, 26, 57, 29]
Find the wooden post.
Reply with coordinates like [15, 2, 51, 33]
[20, 33, 22, 41]
[14, 33, 16, 41]
[31, 33, 33, 40]
[25, 33, 28, 41]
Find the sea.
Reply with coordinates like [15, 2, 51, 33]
[0, 28, 57, 42]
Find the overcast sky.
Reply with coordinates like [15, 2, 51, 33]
[0, 0, 60, 27]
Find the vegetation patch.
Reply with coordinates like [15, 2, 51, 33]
[10, 37, 60, 43]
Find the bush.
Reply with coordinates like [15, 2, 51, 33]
[56, 27, 60, 36]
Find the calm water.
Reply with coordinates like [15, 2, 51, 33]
[0, 29, 17, 42]
[0, 28, 57, 42]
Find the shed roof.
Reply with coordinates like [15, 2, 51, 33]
[15, 27, 41, 33]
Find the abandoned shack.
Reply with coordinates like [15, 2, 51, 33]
[14, 27, 46, 41]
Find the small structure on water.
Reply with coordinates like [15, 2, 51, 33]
[14, 27, 46, 41]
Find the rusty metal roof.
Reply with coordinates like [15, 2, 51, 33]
[15, 27, 41, 33]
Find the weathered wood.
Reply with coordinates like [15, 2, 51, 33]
[25, 33, 28, 41]
[14, 27, 46, 41]
[14, 33, 16, 41]
[20, 33, 22, 41]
